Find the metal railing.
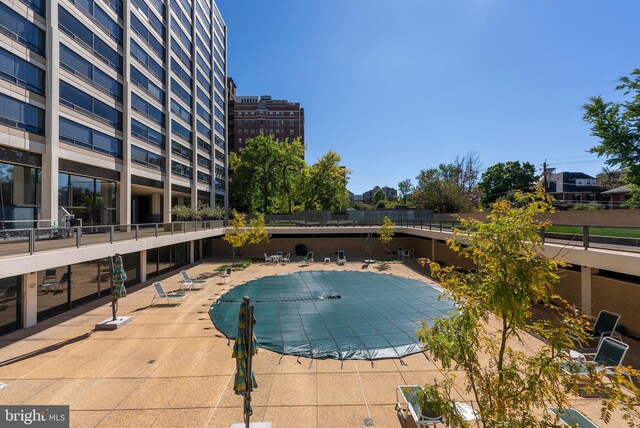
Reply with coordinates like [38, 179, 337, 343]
[1, 218, 639, 258]
[0, 220, 225, 256]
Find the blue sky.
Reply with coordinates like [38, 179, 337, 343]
[218, 0, 640, 194]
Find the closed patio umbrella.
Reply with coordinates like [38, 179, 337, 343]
[110, 254, 127, 320]
[233, 296, 257, 427]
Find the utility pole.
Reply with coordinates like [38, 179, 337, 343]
[542, 160, 548, 192]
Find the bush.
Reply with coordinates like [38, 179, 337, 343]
[215, 259, 253, 271]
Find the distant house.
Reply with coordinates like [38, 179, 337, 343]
[544, 169, 602, 205]
[601, 185, 631, 208]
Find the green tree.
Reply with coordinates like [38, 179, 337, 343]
[413, 153, 481, 213]
[229, 134, 305, 214]
[298, 151, 350, 211]
[478, 161, 537, 208]
[398, 178, 414, 204]
[373, 188, 386, 204]
[222, 211, 270, 265]
[417, 188, 640, 427]
[377, 216, 394, 253]
[584, 69, 640, 203]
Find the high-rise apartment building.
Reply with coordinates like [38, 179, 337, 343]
[226, 85, 304, 154]
[0, 0, 228, 227]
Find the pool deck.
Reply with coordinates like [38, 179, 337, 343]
[0, 259, 636, 427]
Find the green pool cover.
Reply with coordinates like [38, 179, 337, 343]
[209, 271, 455, 360]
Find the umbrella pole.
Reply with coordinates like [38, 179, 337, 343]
[244, 297, 254, 428]
[109, 256, 116, 321]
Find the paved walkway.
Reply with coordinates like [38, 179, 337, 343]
[0, 260, 634, 427]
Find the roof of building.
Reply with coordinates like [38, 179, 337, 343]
[602, 184, 630, 195]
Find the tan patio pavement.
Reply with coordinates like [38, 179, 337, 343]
[0, 259, 635, 427]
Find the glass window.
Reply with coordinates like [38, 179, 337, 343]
[132, 92, 164, 126]
[37, 267, 69, 321]
[0, 3, 46, 56]
[131, 145, 165, 170]
[131, 13, 164, 59]
[59, 117, 122, 157]
[196, 53, 211, 78]
[171, 99, 192, 123]
[60, 81, 123, 130]
[215, 135, 224, 148]
[59, 6, 122, 73]
[0, 161, 40, 227]
[197, 120, 211, 139]
[130, 39, 164, 81]
[171, 58, 192, 88]
[170, 17, 191, 50]
[197, 170, 211, 184]
[131, 118, 164, 148]
[92, 3, 123, 44]
[20, 0, 45, 17]
[196, 103, 211, 123]
[0, 93, 44, 135]
[0, 276, 21, 334]
[171, 140, 192, 160]
[214, 92, 225, 110]
[132, 0, 164, 39]
[197, 87, 211, 109]
[171, 37, 191, 71]
[197, 137, 211, 152]
[171, 119, 192, 142]
[196, 70, 211, 93]
[215, 107, 225, 122]
[0, 47, 45, 95]
[171, 161, 192, 179]
[130, 66, 164, 103]
[197, 154, 211, 169]
[214, 78, 225, 97]
[171, 78, 192, 105]
[60, 44, 92, 79]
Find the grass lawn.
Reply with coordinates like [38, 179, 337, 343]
[547, 225, 640, 239]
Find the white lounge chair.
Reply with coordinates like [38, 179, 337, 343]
[180, 270, 207, 291]
[299, 251, 314, 265]
[396, 385, 478, 427]
[151, 282, 187, 306]
[281, 253, 291, 263]
[264, 253, 273, 263]
[337, 250, 346, 265]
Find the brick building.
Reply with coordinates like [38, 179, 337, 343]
[227, 82, 304, 154]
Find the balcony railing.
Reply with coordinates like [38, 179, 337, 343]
[0, 220, 225, 257]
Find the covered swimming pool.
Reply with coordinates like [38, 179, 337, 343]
[209, 270, 456, 360]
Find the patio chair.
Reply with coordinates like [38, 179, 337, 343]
[281, 253, 291, 263]
[548, 408, 599, 428]
[337, 250, 346, 265]
[264, 253, 273, 263]
[586, 310, 621, 342]
[299, 251, 314, 265]
[561, 336, 630, 381]
[396, 385, 478, 427]
[180, 270, 207, 291]
[151, 282, 187, 306]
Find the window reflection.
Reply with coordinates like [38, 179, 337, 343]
[58, 173, 118, 225]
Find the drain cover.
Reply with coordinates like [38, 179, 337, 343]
[364, 418, 374, 426]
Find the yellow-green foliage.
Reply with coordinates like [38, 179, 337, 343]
[417, 187, 640, 427]
[223, 212, 270, 264]
[377, 216, 395, 253]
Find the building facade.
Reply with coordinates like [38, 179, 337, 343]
[363, 186, 397, 204]
[544, 170, 602, 206]
[0, 0, 228, 228]
[227, 89, 304, 154]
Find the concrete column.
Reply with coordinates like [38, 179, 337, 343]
[580, 266, 593, 316]
[22, 272, 38, 328]
[139, 250, 147, 283]
[41, 0, 61, 226]
[431, 239, 436, 261]
[163, 1, 173, 224]
[118, 0, 132, 226]
[151, 194, 162, 221]
[189, 241, 195, 264]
